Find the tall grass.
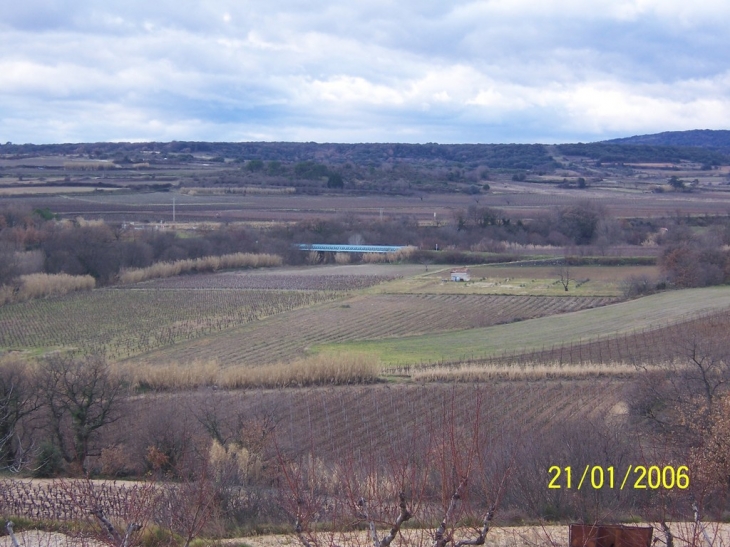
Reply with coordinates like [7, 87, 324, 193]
[405, 360, 645, 382]
[118, 253, 283, 284]
[334, 252, 351, 265]
[120, 353, 380, 391]
[0, 273, 95, 305]
[361, 245, 417, 263]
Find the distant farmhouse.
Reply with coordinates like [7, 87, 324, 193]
[450, 267, 470, 282]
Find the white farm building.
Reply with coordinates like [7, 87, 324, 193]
[450, 268, 471, 282]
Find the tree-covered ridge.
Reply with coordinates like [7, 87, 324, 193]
[0, 141, 555, 170]
[558, 142, 729, 165]
[602, 129, 730, 150]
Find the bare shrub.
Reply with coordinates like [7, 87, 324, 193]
[386, 245, 417, 263]
[333, 252, 351, 265]
[99, 445, 136, 478]
[0, 285, 14, 306]
[305, 251, 321, 265]
[470, 238, 507, 253]
[58, 478, 158, 546]
[361, 252, 387, 263]
[621, 274, 658, 298]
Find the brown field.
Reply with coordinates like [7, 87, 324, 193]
[0, 186, 122, 195]
[7, 180, 730, 225]
[0, 288, 342, 360]
[133, 272, 395, 291]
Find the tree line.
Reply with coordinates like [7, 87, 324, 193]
[3, 203, 730, 291]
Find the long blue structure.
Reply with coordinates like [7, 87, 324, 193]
[295, 244, 404, 254]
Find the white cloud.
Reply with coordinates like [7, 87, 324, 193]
[1, 0, 729, 143]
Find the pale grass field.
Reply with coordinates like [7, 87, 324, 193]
[376, 265, 659, 297]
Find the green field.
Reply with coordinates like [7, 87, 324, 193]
[314, 286, 730, 365]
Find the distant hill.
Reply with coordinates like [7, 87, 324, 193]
[0, 141, 557, 171]
[602, 129, 730, 150]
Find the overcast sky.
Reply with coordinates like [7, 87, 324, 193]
[2, 0, 729, 144]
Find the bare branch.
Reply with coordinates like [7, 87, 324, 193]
[454, 505, 495, 547]
[660, 521, 674, 547]
[433, 477, 468, 547]
[380, 491, 412, 547]
[122, 522, 142, 547]
[357, 496, 380, 547]
[295, 517, 315, 547]
[91, 508, 123, 545]
[5, 521, 20, 547]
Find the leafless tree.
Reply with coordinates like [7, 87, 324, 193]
[0, 359, 42, 472]
[553, 260, 572, 291]
[37, 356, 126, 474]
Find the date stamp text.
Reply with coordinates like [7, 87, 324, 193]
[548, 465, 689, 490]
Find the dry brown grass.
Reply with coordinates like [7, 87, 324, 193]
[405, 360, 646, 382]
[0, 273, 96, 305]
[118, 252, 283, 284]
[361, 246, 417, 264]
[118, 353, 380, 390]
[361, 252, 387, 263]
[334, 252, 351, 265]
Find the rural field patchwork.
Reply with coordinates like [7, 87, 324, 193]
[127, 292, 617, 368]
[318, 286, 730, 365]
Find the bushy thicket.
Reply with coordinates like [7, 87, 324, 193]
[657, 221, 730, 287]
